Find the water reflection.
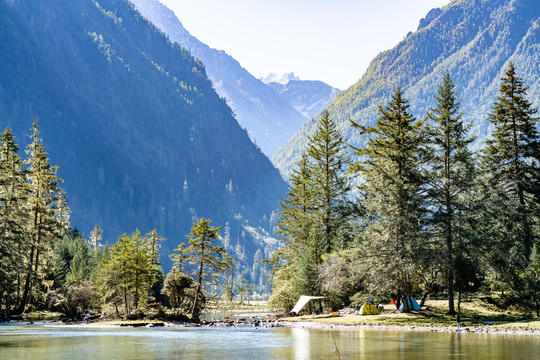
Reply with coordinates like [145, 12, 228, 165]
[291, 327, 311, 359]
[1, 323, 539, 360]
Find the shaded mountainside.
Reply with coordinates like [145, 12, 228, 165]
[266, 78, 340, 120]
[0, 0, 287, 276]
[130, 0, 308, 157]
[273, 0, 540, 178]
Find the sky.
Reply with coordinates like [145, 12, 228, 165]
[159, 0, 450, 89]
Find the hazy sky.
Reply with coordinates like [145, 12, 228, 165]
[159, 0, 450, 89]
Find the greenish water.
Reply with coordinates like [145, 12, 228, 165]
[1, 322, 539, 359]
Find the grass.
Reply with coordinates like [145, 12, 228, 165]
[282, 298, 540, 329]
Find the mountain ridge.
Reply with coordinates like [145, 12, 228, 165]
[273, 0, 540, 178]
[130, 0, 308, 157]
[0, 0, 287, 279]
[267, 79, 340, 120]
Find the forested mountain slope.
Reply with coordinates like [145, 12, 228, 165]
[130, 0, 308, 157]
[273, 0, 540, 177]
[0, 0, 287, 277]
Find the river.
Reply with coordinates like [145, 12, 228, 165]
[1, 322, 539, 359]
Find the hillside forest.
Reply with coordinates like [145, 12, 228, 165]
[0, 64, 538, 320]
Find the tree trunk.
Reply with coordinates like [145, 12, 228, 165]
[17, 243, 35, 314]
[191, 240, 205, 317]
[446, 225, 456, 315]
[5, 295, 10, 321]
[419, 291, 429, 307]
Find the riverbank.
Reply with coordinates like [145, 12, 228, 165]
[275, 319, 540, 336]
[10, 298, 539, 337]
[38, 317, 540, 337]
[276, 298, 540, 336]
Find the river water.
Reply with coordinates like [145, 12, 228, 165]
[1, 322, 539, 359]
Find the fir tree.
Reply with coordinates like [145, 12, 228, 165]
[277, 153, 316, 258]
[18, 118, 63, 313]
[271, 152, 319, 309]
[481, 63, 539, 296]
[351, 88, 428, 311]
[307, 111, 351, 254]
[425, 74, 476, 315]
[483, 63, 540, 262]
[0, 128, 29, 315]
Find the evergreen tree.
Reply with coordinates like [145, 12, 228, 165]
[88, 224, 103, 250]
[270, 153, 318, 309]
[97, 230, 160, 314]
[307, 111, 351, 254]
[351, 88, 428, 311]
[53, 231, 97, 288]
[54, 189, 70, 238]
[222, 253, 235, 302]
[146, 229, 166, 304]
[292, 226, 322, 298]
[481, 63, 539, 297]
[277, 153, 316, 258]
[425, 74, 476, 315]
[0, 128, 29, 315]
[179, 218, 227, 317]
[18, 118, 63, 313]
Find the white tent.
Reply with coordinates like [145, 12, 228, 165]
[291, 295, 324, 314]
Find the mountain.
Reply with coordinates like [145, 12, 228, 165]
[130, 0, 308, 157]
[273, 0, 540, 178]
[0, 0, 287, 282]
[262, 73, 300, 85]
[265, 76, 340, 119]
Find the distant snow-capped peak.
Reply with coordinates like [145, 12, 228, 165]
[262, 72, 299, 85]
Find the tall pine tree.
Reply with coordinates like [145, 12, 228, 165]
[425, 74, 476, 315]
[270, 153, 318, 309]
[351, 88, 428, 311]
[18, 118, 63, 313]
[481, 63, 539, 295]
[0, 128, 29, 315]
[307, 110, 351, 254]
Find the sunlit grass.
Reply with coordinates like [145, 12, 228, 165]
[282, 298, 536, 329]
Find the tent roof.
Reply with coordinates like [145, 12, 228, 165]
[291, 295, 324, 314]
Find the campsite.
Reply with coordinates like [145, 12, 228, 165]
[282, 298, 540, 333]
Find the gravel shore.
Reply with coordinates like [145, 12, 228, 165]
[35, 318, 540, 336]
[275, 320, 540, 336]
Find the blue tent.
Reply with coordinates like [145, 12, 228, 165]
[399, 297, 422, 311]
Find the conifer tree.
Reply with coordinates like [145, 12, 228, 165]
[481, 63, 539, 294]
[54, 189, 71, 238]
[18, 118, 63, 313]
[88, 224, 103, 254]
[145, 229, 166, 304]
[271, 153, 318, 308]
[0, 128, 29, 314]
[351, 88, 428, 311]
[98, 230, 160, 314]
[179, 218, 227, 317]
[425, 74, 476, 315]
[308, 111, 351, 254]
[277, 153, 316, 257]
